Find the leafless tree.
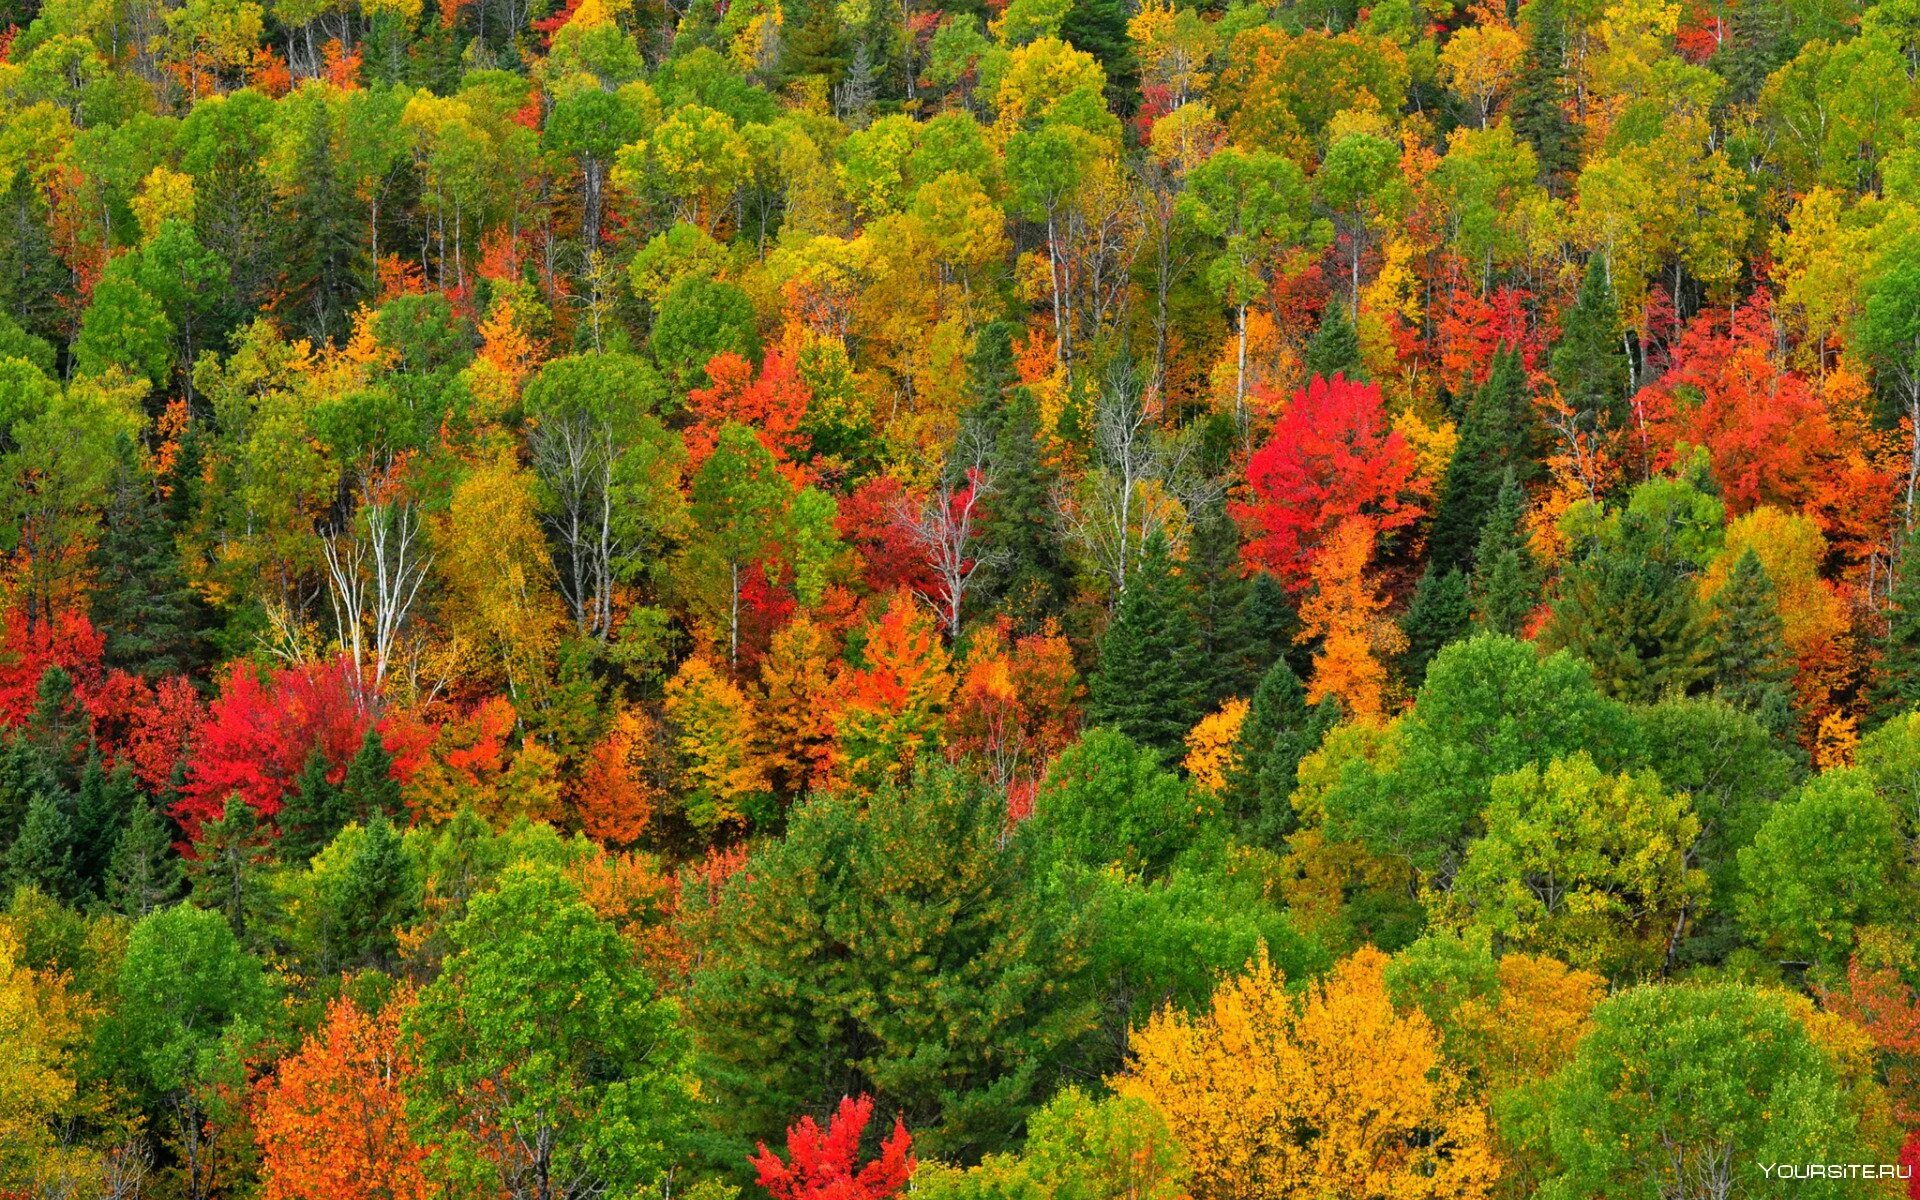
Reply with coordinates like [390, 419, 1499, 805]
[529, 408, 621, 641]
[896, 426, 1002, 640]
[322, 467, 432, 709]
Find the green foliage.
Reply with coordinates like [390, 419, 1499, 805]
[1735, 770, 1906, 966]
[1401, 566, 1471, 688]
[1033, 727, 1204, 875]
[1089, 532, 1203, 758]
[186, 795, 278, 948]
[1527, 983, 1877, 1198]
[406, 862, 690, 1196]
[689, 766, 1095, 1162]
[1226, 656, 1337, 846]
[1442, 754, 1704, 976]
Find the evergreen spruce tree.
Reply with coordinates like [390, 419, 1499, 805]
[1470, 471, 1540, 636]
[277, 747, 345, 866]
[1090, 532, 1204, 758]
[187, 796, 278, 947]
[1226, 658, 1339, 847]
[340, 726, 402, 824]
[1304, 300, 1366, 382]
[1401, 567, 1472, 688]
[107, 792, 185, 919]
[280, 102, 368, 343]
[1428, 349, 1539, 570]
[0, 171, 65, 346]
[5, 792, 77, 901]
[1713, 0, 1791, 106]
[1708, 549, 1796, 720]
[965, 319, 1018, 418]
[0, 737, 56, 855]
[91, 452, 210, 679]
[979, 389, 1071, 631]
[322, 814, 421, 975]
[72, 755, 138, 897]
[1188, 501, 1276, 707]
[1550, 256, 1633, 430]
[1877, 525, 1920, 717]
[1544, 535, 1715, 703]
[1241, 571, 1308, 679]
[27, 666, 88, 788]
[1510, 0, 1578, 187]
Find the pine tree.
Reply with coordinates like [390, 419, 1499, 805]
[966, 320, 1018, 417]
[1510, 0, 1578, 187]
[1226, 658, 1338, 847]
[72, 755, 138, 897]
[277, 747, 345, 866]
[321, 814, 420, 975]
[1188, 501, 1277, 708]
[340, 727, 402, 824]
[187, 796, 278, 946]
[1877, 525, 1920, 717]
[1550, 256, 1633, 430]
[107, 792, 185, 918]
[1090, 532, 1205, 758]
[1709, 549, 1796, 721]
[1401, 567, 1472, 688]
[1428, 349, 1538, 570]
[1304, 301, 1366, 383]
[0, 171, 64, 346]
[1544, 537, 1714, 703]
[5, 792, 77, 901]
[1470, 471, 1540, 635]
[91, 453, 211, 680]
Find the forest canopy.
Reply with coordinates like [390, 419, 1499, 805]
[6, 0, 1920, 1193]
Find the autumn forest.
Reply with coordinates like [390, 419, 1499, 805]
[3, 0, 1920, 1190]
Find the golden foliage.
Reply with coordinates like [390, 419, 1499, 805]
[1118, 947, 1501, 1200]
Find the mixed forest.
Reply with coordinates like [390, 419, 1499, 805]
[11, 0, 1920, 1190]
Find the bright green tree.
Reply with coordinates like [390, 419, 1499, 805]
[1735, 770, 1906, 966]
[406, 862, 691, 1197]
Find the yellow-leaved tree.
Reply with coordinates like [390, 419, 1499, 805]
[1117, 946, 1501, 1200]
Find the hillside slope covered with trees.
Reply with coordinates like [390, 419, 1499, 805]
[6, 0, 1920, 1192]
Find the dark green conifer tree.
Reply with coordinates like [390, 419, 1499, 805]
[1428, 349, 1539, 570]
[1708, 548, 1796, 722]
[107, 792, 185, 919]
[91, 452, 211, 680]
[1470, 471, 1540, 636]
[0, 737, 55, 855]
[979, 390, 1071, 632]
[72, 755, 138, 897]
[1510, 0, 1579, 187]
[1090, 532, 1204, 758]
[0, 172, 64, 347]
[26, 667, 88, 789]
[1544, 534, 1714, 703]
[186, 796, 278, 947]
[5, 792, 77, 901]
[1401, 567, 1472, 688]
[281, 103, 368, 344]
[1550, 256, 1633, 431]
[277, 747, 345, 866]
[1304, 300, 1366, 382]
[321, 814, 421, 975]
[1712, 0, 1791, 106]
[340, 726, 402, 824]
[1225, 657, 1339, 847]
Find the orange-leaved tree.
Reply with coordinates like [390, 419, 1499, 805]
[255, 992, 433, 1200]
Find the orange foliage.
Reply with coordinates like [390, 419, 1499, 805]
[573, 706, 663, 846]
[948, 616, 1082, 794]
[756, 615, 842, 798]
[685, 349, 813, 479]
[255, 993, 433, 1200]
[832, 592, 954, 791]
[1297, 519, 1405, 722]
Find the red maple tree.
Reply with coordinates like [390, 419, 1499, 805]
[751, 1094, 914, 1200]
